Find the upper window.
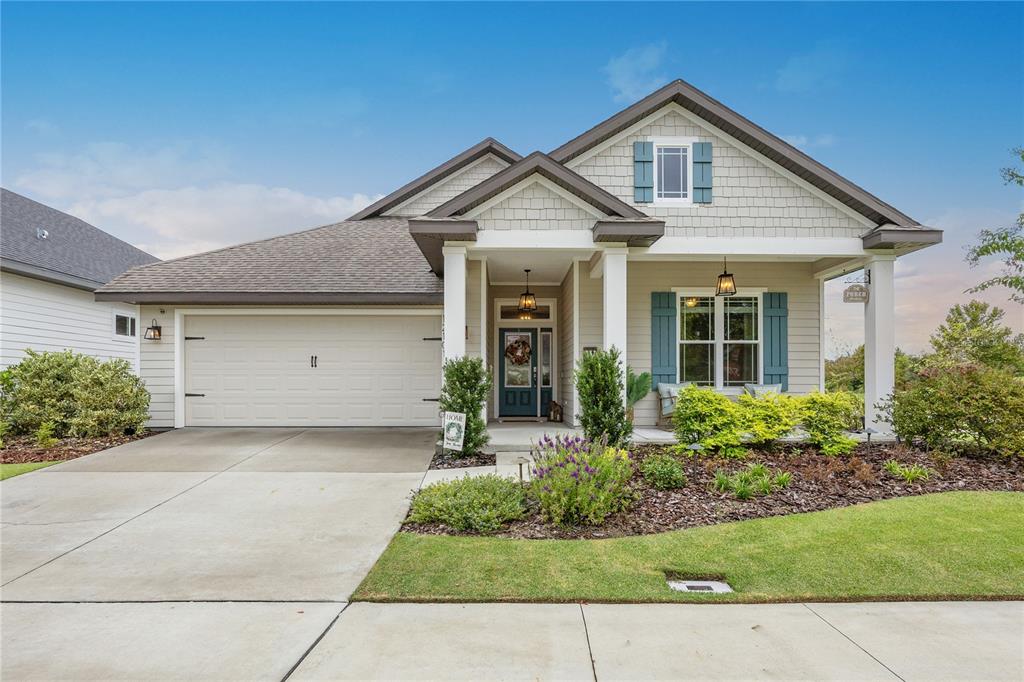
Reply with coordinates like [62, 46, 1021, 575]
[678, 294, 761, 389]
[114, 314, 136, 338]
[656, 146, 689, 200]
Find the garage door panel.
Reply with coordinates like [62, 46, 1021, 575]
[185, 314, 442, 427]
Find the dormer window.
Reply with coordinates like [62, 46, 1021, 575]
[653, 137, 697, 204]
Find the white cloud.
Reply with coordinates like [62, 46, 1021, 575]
[605, 43, 668, 103]
[775, 45, 848, 93]
[13, 141, 377, 259]
[782, 133, 837, 150]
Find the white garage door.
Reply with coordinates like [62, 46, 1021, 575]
[184, 314, 442, 426]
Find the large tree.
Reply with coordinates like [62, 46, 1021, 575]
[966, 147, 1024, 303]
[926, 301, 1024, 375]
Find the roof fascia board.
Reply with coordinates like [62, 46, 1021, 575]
[348, 139, 522, 220]
[462, 174, 607, 221]
[93, 291, 445, 305]
[566, 101, 876, 230]
[407, 219, 479, 275]
[593, 219, 666, 246]
[385, 153, 511, 216]
[862, 226, 943, 250]
[1, 258, 103, 292]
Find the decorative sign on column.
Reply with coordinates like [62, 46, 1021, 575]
[843, 283, 869, 304]
[442, 411, 466, 451]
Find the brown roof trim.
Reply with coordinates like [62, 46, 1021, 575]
[93, 291, 444, 305]
[549, 79, 919, 227]
[348, 138, 522, 220]
[862, 226, 942, 250]
[408, 218, 479, 274]
[592, 219, 665, 247]
[427, 151, 646, 219]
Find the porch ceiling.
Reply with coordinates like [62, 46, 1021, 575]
[477, 250, 593, 285]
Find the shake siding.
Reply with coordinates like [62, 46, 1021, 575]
[388, 155, 510, 217]
[139, 304, 175, 428]
[558, 264, 575, 425]
[570, 108, 869, 239]
[0, 272, 139, 371]
[626, 261, 821, 426]
[472, 181, 595, 231]
[466, 260, 482, 360]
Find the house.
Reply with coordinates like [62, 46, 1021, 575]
[1, 189, 159, 372]
[96, 79, 941, 431]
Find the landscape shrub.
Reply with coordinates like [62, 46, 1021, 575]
[737, 393, 800, 448]
[639, 453, 687, 490]
[798, 391, 861, 456]
[880, 364, 1024, 458]
[529, 434, 634, 526]
[883, 459, 931, 484]
[672, 385, 744, 457]
[438, 356, 492, 455]
[575, 347, 632, 447]
[35, 421, 58, 448]
[1, 350, 150, 439]
[712, 463, 791, 500]
[407, 474, 526, 534]
[625, 366, 652, 423]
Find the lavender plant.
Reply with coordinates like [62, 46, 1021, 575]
[528, 434, 634, 526]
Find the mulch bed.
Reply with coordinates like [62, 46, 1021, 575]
[429, 450, 497, 469]
[406, 442, 1024, 539]
[1, 432, 156, 464]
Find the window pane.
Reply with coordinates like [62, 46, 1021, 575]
[540, 332, 552, 387]
[115, 315, 129, 336]
[656, 146, 687, 199]
[500, 305, 550, 320]
[725, 297, 758, 341]
[680, 297, 714, 341]
[130, 318, 137, 336]
[679, 343, 715, 386]
[503, 332, 532, 387]
[724, 343, 758, 386]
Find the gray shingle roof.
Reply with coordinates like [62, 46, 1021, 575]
[1, 188, 159, 290]
[95, 217, 444, 305]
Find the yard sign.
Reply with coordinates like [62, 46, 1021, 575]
[442, 411, 466, 451]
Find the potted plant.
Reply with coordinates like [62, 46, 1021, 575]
[626, 366, 652, 425]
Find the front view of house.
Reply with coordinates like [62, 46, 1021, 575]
[97, 79, 941, 431]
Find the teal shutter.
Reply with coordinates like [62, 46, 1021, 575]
[692, 142, 712, 203]
[763, 292, 789, 391]
[651, 292, 677, 390]
[634, 141, 653, 203]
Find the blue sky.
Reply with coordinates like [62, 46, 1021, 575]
[3, 2, 1022, 354]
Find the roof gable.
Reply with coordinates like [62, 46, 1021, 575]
[427, 151, 646, 219]
[349, 138, 521, 220]
[0, 188, 158, 290]
[549, 79, 919, 227]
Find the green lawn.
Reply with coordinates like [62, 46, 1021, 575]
[1, 461, 60, 480]
[355, 491, 1024, 603]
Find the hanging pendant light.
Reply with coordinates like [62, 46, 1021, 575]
[517, 268, 538, 314]
[715, 257, 737, 297]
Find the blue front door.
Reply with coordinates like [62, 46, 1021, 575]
[499, 328, 537, 417]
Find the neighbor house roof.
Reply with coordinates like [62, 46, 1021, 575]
[94, 217, 443, 305]
[349, 138, 522, 220]
[1, 188, 158, 291]
[549, 79, 922, 229]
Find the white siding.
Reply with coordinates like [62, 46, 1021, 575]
[387, 155, 510, 217]
[139, 305, 175, 428]
[0, 272, 139, 372]
[625, 261, 821, 426]
[578, 260, 603, 352]
[472, 180, 595, 231]
[570, 106, 871, 239]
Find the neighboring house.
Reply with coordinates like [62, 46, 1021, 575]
[1, 189, 159, 372]
[97, 79, 940, 431]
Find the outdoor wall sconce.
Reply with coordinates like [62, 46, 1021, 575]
[517, 268, 538, 314]
[715, 257, 737, 297]
[143, 319, 162, 340]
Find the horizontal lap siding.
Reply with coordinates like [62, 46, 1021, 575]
[559, 264, 575, 425]
[578, 261, 603, 354]
[140, 305, 175, 428]
[466, 260, 482, 360]
[570, 109, 869, 239]
[626, 261, 821, 427]
[1, 273, 138, 371]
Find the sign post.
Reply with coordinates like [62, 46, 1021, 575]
[442, 411, 466, 452]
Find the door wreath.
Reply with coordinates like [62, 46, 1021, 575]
[504, 336, 532, 365]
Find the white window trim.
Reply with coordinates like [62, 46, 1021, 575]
[651, 136, 698, 206]
[111, 310, 137, 341]
[673, 288, 765, 392]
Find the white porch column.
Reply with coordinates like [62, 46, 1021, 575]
[864, 255, 895, 430]
[442, 246, 467, 361]
[602, 249, 628, 406]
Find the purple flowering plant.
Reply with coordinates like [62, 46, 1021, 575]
[528, 433, 634, 526]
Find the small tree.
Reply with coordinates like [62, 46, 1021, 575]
[925, 301, 1024, 375]
[967, 147, 1024, 303]
[438, 356, 492, 456]
[574, 347, 632, 447]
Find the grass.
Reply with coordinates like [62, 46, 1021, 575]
[355, 491, 1024, 603]
[1, 461, 59, 480]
